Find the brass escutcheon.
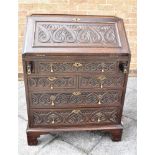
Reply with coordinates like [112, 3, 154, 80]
[73, 62, 82, 68]
[98, 75, 106, 81]
[48, 77, 57, 81]
[72, 18, 80, 22]
[96, 112, 102, 117]
[73, 91, 81, 96]
[72, 110, 81, 114]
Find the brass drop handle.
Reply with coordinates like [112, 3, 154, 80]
[100, 84, 103, 89]
[52, 119, 55, 124]
[72, 91, 81, 96]
[51, 100, 54, 106]
[72, 110, 81, 114]
[48, 77, 56, 89]
[50, 64, 54, 72]
[27, 64, 31, 75]
[101, 63, 105, 72]
[96, 112, 102, 123]
[50, 95, 56, 106]
[98, 75, 106, 88]
[98, 95, 102, 104]
[72, 18, 80, 22]
[73, 62, 82, 68]
[97, 117, 101, 123]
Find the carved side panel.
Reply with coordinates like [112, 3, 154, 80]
[31, 91, 121, 107]
[34, 22, 120, 47]
[28, 76, 76, 90]
[38, 62, 116, 73]
[79, 75, 124, 88]
[31, 108, 120, 126]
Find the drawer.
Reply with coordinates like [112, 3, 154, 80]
[79, 74, 124, 89]
[30, 90, 122, 108]
[30, 107, 121, 127]
[28, 75, 77, 90]
[36, 61, 118, 74]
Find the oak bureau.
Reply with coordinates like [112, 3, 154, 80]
[22, 14, 131, 145]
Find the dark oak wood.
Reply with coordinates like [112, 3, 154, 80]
[22, 14, 130, 145]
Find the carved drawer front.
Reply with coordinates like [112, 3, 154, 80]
[79, 74, 124, 89]
[28, 75, 77, 90]
[37, 61, 117, 73]
[30, 107, 120, 127]
[30, 90, 122, 108]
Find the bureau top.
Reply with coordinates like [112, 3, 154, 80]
[23, 14, 130, 55]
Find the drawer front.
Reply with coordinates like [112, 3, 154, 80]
[30, 107, 120, 127]
[79, 74, 124, 89]
[30, 90, 122, 108]
[28, 75, 77, 90]
[37, 61, 117, 74]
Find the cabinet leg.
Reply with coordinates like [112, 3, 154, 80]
[111, 129, 123, 142]
[27, 132, 40, 146]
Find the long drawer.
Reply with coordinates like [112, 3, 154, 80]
[25, 56, 129, 75]
[30, 107, 121, 127]
[29, 90, 122, 108]
[36, 61, 118, 73]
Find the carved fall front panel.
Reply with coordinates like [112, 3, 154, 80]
[31, 108, 120, 126]
[34, 22, 120, 47]
[30, 91, 121, 107]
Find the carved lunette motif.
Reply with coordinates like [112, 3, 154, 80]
[32, 108, 119, 125]
[34, 22, 120, 47]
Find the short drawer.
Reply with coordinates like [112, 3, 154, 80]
[30, 90, 122, 108]
[79, 74, 124, 89]
[28, 75, 77, 90]
[30, 107, 121, 127]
